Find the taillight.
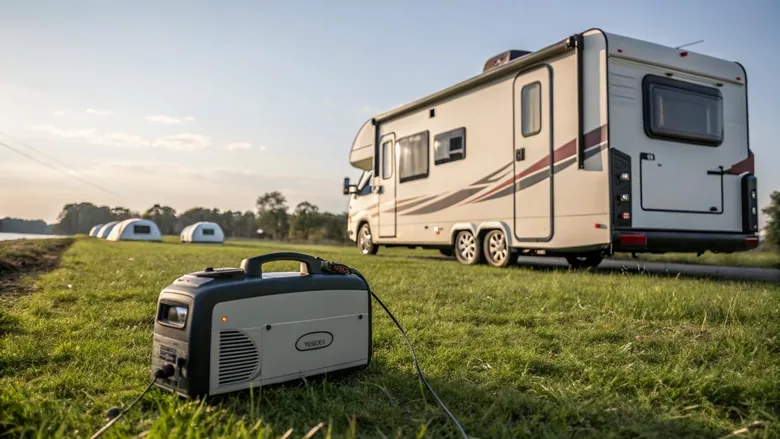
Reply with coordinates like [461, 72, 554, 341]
[744, 237, 758, 247]
[620, 234, 647, 246]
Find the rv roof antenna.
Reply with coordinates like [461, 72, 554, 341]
[675, 39, 704, 49]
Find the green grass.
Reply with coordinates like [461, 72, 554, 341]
[1, 237, 779, 438]
[611, 250, 780, 270]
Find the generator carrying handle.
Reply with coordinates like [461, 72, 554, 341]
[240, 252, 322, 277]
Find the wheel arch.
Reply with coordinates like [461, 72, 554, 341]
[476, 221, 514, 247]
[449, 223, 477, 245]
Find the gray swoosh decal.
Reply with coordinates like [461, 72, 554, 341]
[393, 194, 440, 213]
[470, 162, 513, 186]
[404, 187, 484, 215]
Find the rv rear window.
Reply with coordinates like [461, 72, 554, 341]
[398, 131, 429, 183]
[643, 75, 723, 146]
[434, 128, 466, 165]
[134, 225, 151, 234]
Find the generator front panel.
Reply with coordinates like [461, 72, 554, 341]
[207, 288, 370, 394]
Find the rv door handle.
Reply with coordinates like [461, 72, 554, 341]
[374, 185, 383, 194]
[515, 148, 526, 161]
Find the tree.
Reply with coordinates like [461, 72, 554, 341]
[256, 191, 289, 240]
[111, 207, 136, 220]
[142, 204, 178, 235]
[762, 191, 780, 251]
[54, 202, 115, 234]
[289, 201, 322, 240]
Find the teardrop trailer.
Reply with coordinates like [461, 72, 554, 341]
[343, 29, 760, 268]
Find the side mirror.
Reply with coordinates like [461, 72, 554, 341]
[343, 177, 357, 195]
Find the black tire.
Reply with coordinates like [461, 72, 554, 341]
[357, 223, 378, 255]
[439, 248, 454, 258]
[454, 230, 482, 265]
[483, 229, 517, 268]
[565, 252, 603, 269]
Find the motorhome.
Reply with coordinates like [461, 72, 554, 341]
[343, 29, 759, 268]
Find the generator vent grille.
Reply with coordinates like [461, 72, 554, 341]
[218, 330, 259, 386]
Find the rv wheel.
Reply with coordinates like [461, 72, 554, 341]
[357, 223, 378, 255]
[483, 229, 516, 268]
[454, 230, 482, 265]
[565, 252, 603, 269]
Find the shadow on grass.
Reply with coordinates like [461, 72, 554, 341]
[196, 362, 730, 438]
[405, 254, 780, 284]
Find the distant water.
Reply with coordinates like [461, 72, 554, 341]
[0, 233, 68, 241]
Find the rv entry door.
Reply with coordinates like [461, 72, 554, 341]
[377, 133, 397, 238]
[513, 66, 553, 242]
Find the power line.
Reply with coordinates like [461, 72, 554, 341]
[0, 140, 120, 195]
[0, 130, 81, 174]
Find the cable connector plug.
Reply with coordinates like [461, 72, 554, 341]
[154, 364, 175, 379]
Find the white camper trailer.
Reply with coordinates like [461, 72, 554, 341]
[89, 224, 104, 237]
[96, 221, 119, 239]
[106, 218, 162, 242]
[343, 29, 759, 268]
[180, 221, 225, 243]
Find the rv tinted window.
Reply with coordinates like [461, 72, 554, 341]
[381, 141, 393, 179]
[643, 75, 723, 146]
[522, 82, 541, 137]
[434, 128, 466, 165]
[202, 228, 215, 236]
[398, 131, 429, 183]
[357, 170, 372, 195]
[133, 225, 151, 234]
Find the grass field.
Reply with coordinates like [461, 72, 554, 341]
[1, 237, 779, 438]
[611, 250, 780, 270]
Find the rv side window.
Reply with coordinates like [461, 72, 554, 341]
[134, 225, 151, 234]
[202, 228, 215, 236]
[434, 128, 466, 165]
[643, 75, 723, 146]
[521, 82, 541, 137]
[398, 131, 429, 183]
[381, 141, 393, 179]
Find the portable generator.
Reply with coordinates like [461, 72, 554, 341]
[151, 252, 372, 398]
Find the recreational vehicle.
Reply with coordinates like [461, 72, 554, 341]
[343, 29, 759, 268]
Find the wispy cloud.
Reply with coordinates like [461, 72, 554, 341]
[52, 110, 66, 116]
[29, 125, 148, 148]
[86, 108, 113, 115]
[30, 125, 209, 151]
[152, 133, 210, 151]
[144, 114, 196, 124]
[260, 145, 268, 151]
[225, 142, 252, 151]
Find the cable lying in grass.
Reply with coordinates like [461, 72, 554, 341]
[320, 260, 469, 439]
[90, 365, 174, 439]
[90, 254, 468, 439]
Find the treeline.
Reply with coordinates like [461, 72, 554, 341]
[51, 191, 349, 243]
[0, 218, 53, 235]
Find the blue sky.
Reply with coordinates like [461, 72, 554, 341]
[0, 0, 777, 224]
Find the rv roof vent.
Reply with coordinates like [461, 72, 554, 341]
[482, 50, 532, 72]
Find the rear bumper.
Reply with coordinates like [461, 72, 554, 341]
[613, 229, 760, 253]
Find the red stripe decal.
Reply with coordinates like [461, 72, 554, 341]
[473, 125, 607, 202]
